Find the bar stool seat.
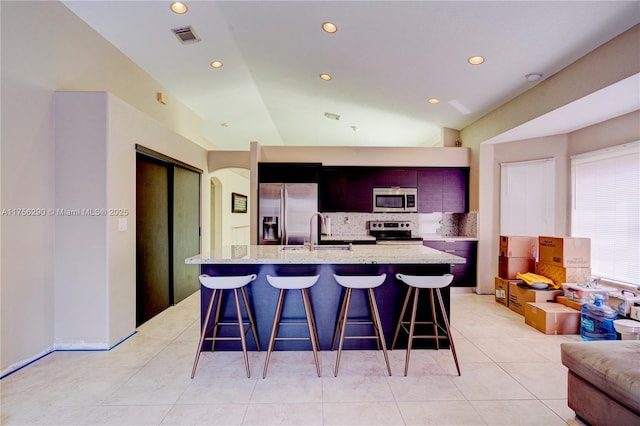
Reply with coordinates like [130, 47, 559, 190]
[392, 273, 460, 376]
[332, 273, 392, 377]
[263, 274, 321, 378]
[191, 274, 260, 379]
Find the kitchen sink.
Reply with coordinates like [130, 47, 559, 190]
[281, 244, 353, 251]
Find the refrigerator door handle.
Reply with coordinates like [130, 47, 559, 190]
[281, 186, 287, 244]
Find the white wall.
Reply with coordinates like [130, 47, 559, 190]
[54, 93, 110, 348]
[0, 1, 208, 374]
[51, 91, 210, 351]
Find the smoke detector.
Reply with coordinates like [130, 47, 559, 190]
[172, 26, 201, 44]
[525, 72, 543, 82]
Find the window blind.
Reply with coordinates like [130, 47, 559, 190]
[571, 141, 640, 286]
[500, 158, 555, 237]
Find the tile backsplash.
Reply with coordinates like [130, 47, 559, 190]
[323, 211, 477, 238]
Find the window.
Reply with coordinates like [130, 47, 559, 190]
[500, 159, 555, 237]
[571, 141, 640, 286]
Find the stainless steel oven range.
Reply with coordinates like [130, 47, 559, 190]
[368, 220, 423, 245]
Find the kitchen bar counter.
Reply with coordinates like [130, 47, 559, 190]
[186, 245, 464, 352]
[186, 244, 466, 265]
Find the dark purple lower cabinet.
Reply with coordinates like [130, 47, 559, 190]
[423, 240, 477, 287]
[198, 263, 451, 351]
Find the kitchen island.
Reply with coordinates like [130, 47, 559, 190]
[186, 244, 465, 351]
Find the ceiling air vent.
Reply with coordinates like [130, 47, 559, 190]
[171, 26, 201, 44]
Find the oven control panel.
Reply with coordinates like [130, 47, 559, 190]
[368, 220, 414, 231]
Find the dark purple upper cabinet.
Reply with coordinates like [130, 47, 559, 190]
[346, 168, 374, 212]
[320, 167, 372, 212]
[442, 168, 468, 213]
[418, 169, 444, 213]
[418, 168, 468, 213]
[373, 168, 418, 188]
[320, 168, 348, 212]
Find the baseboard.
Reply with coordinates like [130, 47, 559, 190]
[1, 331, 136, 379]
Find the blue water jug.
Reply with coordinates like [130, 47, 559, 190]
[580, 294, 617, 341]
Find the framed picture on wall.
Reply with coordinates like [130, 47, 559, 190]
[232, 192, 248, 213]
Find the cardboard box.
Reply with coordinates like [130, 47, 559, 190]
[535, 262, 591, 287]
[538, 236, 590, 267]
[495, 277, 522, 306]
[498, 256, 536, 280]
[499, 236, 537, 258]
[508, 281, 563, 315]
[524, 302, 581, 335]
[556, 295, 584, 311]
[631, 306, 640, 321]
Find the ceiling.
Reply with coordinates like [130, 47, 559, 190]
[61, 1, 640, 150]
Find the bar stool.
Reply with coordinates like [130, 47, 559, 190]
[332, 273, 392, 377]
[391, 273, 460, 376]
[191, 274, 260, 379]
[263, 274, 321, 378]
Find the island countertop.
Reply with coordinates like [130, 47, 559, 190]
[185, 244, 466, 265]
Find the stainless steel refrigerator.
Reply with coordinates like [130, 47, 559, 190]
[258, 183, 319, 245]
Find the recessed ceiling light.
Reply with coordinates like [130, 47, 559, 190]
[468, 56, 485, 65]
[322, 22, 338, 33]
[320, 73, 332, 81]
[427, 98, 440, 104]
[170, 2, 188, 14]
[210, 61, 223, 69]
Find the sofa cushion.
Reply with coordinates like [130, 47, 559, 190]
[561, 341, 640, 414]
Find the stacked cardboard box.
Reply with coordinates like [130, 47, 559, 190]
[498, 236, 537, 280]
[508, 281, 563, 315]
[556, 295, 583, 311]
[524, 302, 580, 335]
[537, 236, 591, 287]
[494, 277, 522, 306]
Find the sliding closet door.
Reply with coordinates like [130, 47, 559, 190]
[136, 154, 171, 326]
[173, 166, 201, 304]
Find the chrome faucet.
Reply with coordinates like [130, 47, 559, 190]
[309, 212, 325, 251]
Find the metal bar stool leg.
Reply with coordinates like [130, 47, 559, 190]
[405, 287, 420, 376]
[429, 289, 440, 350]
[392, 286, 413, 349]
[305, 290, 321, 350]
[263, 289, 286, 379]
[366, 290, 382, 350]
[211, 289, 224, 347]
[240, 287, 261, 351]
[332, 288, 349, 350]
[191, 288, 217, 379]
[233, 288, 251, 378]
[301, 288, 321, 377]
[334, 288, 353, 376]
[368, 288, 392, 376]
[435, 288, 461, 376]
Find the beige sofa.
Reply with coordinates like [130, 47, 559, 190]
[561, 341, 640, 425]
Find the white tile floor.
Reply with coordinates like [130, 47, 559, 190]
[1, 291, 589, 425]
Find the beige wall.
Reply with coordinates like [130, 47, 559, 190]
[461, 24, 639, 295]
[462, 24, 639, 212]
[474, 112, 640, 294]
[210, 169, 251, 248]
[1, 1, 208, 373]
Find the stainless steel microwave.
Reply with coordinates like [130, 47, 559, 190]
[372, 187, 418, 213]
